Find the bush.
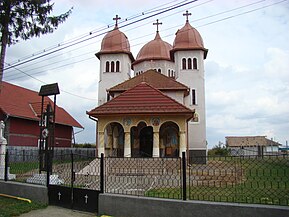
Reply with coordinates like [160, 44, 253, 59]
[208, 142, 229, 156]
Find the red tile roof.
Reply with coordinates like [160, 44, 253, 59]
[108, 70, 189, 95]
[88, 82, 194, 117]
[0, 82, 83, 128]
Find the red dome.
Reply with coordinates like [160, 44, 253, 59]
[171, 21, 208, 58]
[96, 27, 134, 61]
[133, 32, 173, 65]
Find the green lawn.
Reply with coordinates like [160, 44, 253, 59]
[146, 156, 289, 206]
[0, 196, 47, 217]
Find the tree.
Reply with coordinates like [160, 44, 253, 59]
[0, 0, 72, 86]
[208, 141, 230, 156]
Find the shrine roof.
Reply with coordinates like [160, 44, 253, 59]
[87, 82, 194, 116]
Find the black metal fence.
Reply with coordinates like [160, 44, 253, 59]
[1, 151, 288, 206]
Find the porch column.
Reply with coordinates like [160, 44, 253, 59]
[124, 132, 131, 157]
[153, 132, 160, 157]
[98, 131, 105, 157]
[179, 131, 186, 157]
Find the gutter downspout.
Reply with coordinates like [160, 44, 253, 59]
[186, 110, 195, 164]
[89, 115, 98, 157]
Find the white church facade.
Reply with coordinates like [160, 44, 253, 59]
[88, 11, 208, 163]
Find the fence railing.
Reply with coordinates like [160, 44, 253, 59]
[1, 152, 288, 206]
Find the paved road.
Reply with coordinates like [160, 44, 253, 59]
[19, 206, 96, 217]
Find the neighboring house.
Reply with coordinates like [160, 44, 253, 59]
[226, 136, 281, 156]
[88, 12, 208, 163]
[0, 81, 83, 147]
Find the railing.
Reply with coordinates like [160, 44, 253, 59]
[105, 157, 182, 198]
[1, 151, 288, 206]
[188, 155, 289, 206]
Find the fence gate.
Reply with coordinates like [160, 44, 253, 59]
[48, 153, 103, 213]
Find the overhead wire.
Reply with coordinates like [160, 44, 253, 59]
[4, 0, 287, 100]
[4, 0, 192, 68]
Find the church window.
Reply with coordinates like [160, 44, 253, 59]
[182, 58, 186, 69]
[193, 58, 198, 69]
[105, 61, 109, 72]
[111, 61, 115, 72]
[116, 61, 120, 72]
[158, 68, 161, 73]
[168, 69, 171, 77]
[191, 89, 197, 105]
[188, 58, 192, 69]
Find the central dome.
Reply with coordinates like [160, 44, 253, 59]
[133, 32, 173, 65]
[96, 27, 134, 61]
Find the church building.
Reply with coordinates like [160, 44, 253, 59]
[87, 11, 208, 162]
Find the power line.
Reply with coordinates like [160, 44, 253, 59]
[4, 0, 199, 71]
[4, 0, 287, 96]
[5, 0, 285, 82]
[4, 62, 97, 101]
[4, 0, 195, 70]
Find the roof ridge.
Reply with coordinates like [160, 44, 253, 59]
[108, 70, 189, 92]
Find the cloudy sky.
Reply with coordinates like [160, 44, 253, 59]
[3, 0, 289, 148]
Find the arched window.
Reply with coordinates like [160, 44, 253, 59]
[172, 71, 175, 79]
[105, 61, 109, 72]
[158, 68, 161, 73]
[168, 69, 171, 77]
[111, 61, 115, 72]
[188, 58, 192, 69]
[193, 58, 198, 69]
[182, 58, 186, 70]
[116, 61, 120, 72]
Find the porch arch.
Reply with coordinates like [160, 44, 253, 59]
[103, 122, 124, 157]
[159, 121, 180, 157]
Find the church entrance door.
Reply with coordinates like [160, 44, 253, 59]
[139, 126, 153, 157]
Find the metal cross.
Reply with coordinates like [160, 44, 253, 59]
[183, 10, 192, 22]
[113, 15, 121, 27]
[153, 19, 162, 32]
[84, 194, 88, 204]
[58, 192, 61, 200]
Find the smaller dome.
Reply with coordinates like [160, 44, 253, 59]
[133, 32, 173, 66]
[96, 27, 134, 61]
[171, 21, 208, 58]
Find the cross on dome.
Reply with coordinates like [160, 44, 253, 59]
[153, 19, 162, 33]
[113, 14, 121, 27]
[183, 10, 192, 22]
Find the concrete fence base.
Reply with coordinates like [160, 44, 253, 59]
[0, 181, 48, 204]
[99, 194, 289, 217]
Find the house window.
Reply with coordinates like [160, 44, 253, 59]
[111, 61, 115, 72]
[107, 93, 110, 102]
[158, 68, 161, 73]
[191, 89, 197, 105]
[105, 61, 109, 72]
[168, 69, 171, 77]
[188, 58, 192, 69]
[116, 61, 120, 72]
[193, 58, 198, 69]
[182, 58, 186, 70]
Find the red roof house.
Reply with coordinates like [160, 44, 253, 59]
[0, 82, 83, 147]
